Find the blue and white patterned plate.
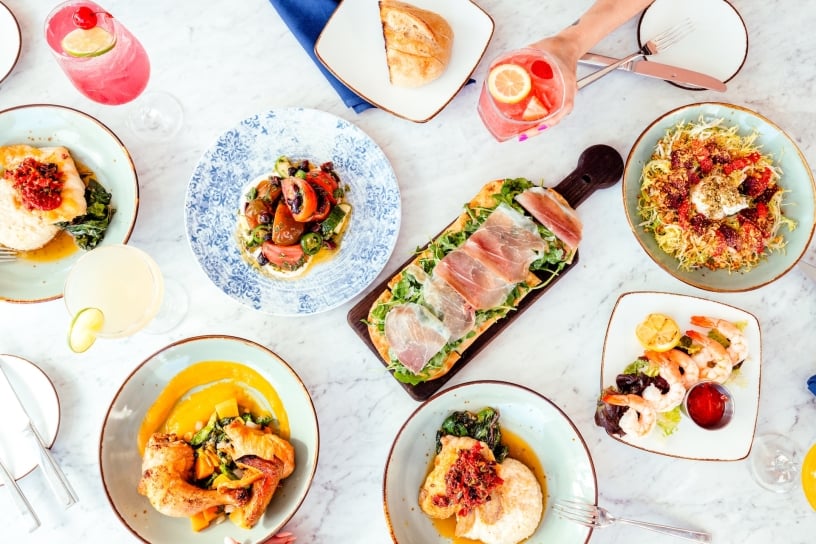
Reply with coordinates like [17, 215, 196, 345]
[185, 108, 401, 315]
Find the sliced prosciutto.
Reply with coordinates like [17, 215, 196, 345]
[461, 203, 547, 283]
[433, 250, 515, 310]
[515, 187, 583, 251]
[384, 303, 450, 374]
[422, 274, 476, 341]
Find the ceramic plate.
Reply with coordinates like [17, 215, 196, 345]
[0, 2, 21, 85]
[0, 104, 139, 303]
[100, 335, 319, 544]
[384, 381, 596, 544]
[315, 0, 494, 122]
[600, 291, 760, 460]
[623, 102, 816, 291]
[0, 354, 60, 482]
[185, 107, 400, 315]
[638, 0, 747, 88]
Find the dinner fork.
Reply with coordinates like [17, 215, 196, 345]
[577, 18, 693, 89]
[553, 499, 711, 542]
[0, 246, 17, 262]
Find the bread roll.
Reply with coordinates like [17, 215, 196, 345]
[379, 0, 453, 87]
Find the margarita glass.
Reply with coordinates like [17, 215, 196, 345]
[477, 48, 566, 142]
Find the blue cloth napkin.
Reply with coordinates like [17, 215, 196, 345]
[269, 0, 374, 113]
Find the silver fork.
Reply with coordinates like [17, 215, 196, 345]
[0, 246, 17, 262]
[577, 18, 693, 89]
[553, 499, 711, 542]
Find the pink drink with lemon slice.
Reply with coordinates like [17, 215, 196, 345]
[45, 1, 150, 105]
[477, 48, 565, 142]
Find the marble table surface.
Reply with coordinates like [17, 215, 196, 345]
[2, 0, 816, 542]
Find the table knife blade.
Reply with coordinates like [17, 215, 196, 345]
[579, 52, 727, 92]
[0, 365, 78, 507]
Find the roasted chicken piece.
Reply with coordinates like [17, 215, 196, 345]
[137, 433, 250, 517]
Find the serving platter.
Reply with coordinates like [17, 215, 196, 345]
[99, 335, 319, 543]
[0, 104, 139, 303]
[315, 0, 494, 122]
[384, 381, 597, 544]
[348, 145, 624, 400]
[600, 291, 761, 460]
[185, 107, 401, 316]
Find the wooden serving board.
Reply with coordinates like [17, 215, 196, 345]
[347, 145, 624, 401]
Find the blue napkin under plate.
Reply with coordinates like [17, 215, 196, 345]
[269, 0, 374, 113]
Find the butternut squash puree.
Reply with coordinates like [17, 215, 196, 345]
[137, 361, 289, 454]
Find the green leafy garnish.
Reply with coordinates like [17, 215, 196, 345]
[436, 407, 509, 462]
[56, 179, 115, 250]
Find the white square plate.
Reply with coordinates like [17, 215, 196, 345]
[315, 0, 494, 122]
[601, 291, 760, 461]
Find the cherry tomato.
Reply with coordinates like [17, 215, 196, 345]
[271, 200, 305, 246]
[306, 171, 338, 204]
[244, 199, 273, 230]
[261, 242, 305, 271]
[72, 6, 97, 29]
[306, 185, 332, 222]
[256, 176, 282, 203]
[282, 176, 317, 222]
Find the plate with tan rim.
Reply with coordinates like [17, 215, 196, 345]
[100, 335, 319, 543]
[0, 2, 21, 85]
[0, 104, 139, 303]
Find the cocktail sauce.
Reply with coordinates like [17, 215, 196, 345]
[686, 382, 728, 428]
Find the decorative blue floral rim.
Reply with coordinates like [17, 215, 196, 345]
[185, 108, 401, 315]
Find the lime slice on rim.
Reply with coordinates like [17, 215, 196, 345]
[61, 26, 116, 58]
[68, 307, 105, 353]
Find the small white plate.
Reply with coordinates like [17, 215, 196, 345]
[100, 335, 319, 544]
[0, 104, 139, 303]
[638, 0, 748, 88]
[0, 354, 60, 482]
[384, 381, 597, 544]
[0, 2, 21, 85]
[600, 291, 760, 461]
[315, 0, 494, 122]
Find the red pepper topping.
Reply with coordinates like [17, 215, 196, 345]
[4, 158, 64, 211]
[432, 442, 503, 517]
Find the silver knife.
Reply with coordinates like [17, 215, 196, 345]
[579, 52, 727, 92]
[0, 455, 40, 531]
[0, 364, 78, 508]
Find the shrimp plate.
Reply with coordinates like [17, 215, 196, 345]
[600, 291, 760, 461]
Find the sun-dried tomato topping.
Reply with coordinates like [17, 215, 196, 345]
[432, 442, 503, 517]
[5, 158, 63, 211]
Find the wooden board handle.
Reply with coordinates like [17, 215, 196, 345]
[553, 144, 624, 209]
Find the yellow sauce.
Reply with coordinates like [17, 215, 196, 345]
[19, 228, 78, 262]
[429, 428, 547, 544]
[137, 360, 289, 455]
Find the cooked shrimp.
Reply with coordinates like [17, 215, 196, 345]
[686, 329, 733, 383]
[137, 433, 249, 517]
[690, 315, 748, 364]
[602, 393, 657, 437]
[641, 381, 685, 412]
[645, 349, 699, 388]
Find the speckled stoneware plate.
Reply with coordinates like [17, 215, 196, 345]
[600, 291, 760, 461]
[0, 354, 60, 482]
[638, 0, 747, 89]
[0, 104, 139, 303]
[0, 2, 21, 85]
[384, 381, 597, 544]
[100, 335, 319, 544]
[315, 0, 494, 122]
[623, 102, 816, 291]
[185, 107, 401, 316]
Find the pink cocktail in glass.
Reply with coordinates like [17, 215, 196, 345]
[45, 1, 150, 105]
[477, 48, 565, 142]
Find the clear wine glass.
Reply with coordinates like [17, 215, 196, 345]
[749, 432, 800, 493]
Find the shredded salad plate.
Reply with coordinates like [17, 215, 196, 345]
[185, 108, 401, 315]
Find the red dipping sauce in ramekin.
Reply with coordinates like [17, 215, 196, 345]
[684, 381, 734, 430]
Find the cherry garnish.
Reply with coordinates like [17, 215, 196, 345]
[531, 60, 554, 80]
[72, 6, 97, 29]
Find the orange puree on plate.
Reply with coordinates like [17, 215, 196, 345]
[137, 360, 289, 454]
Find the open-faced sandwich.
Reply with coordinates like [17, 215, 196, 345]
[366, 177, 582, 385]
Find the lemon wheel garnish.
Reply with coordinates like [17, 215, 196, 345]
[802, 443, 816, 510]
[487, 63, 532, 104]
[635, 313, 681, 352]
[68, 307, 105, 353]
[61, 26, 116, 58]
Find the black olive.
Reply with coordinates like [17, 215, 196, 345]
[257, 252, 269, 266]
[258, 212, 272, 225]
[321, 161, 334, 172]
[288, 166, 298, 176]
[299, 160, 310, 171]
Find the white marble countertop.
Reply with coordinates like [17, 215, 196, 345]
[2, 0, 816, 542]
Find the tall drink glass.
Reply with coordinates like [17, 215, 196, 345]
[44, 1, 150, 105]
[477, 48, 566, 142]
